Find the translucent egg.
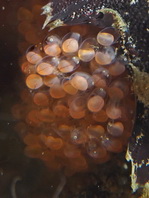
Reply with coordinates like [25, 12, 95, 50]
[87, 140, 107, 159]
[78, 48, 95, 62]
[106, 99, 122, 119]
[43, 74, 60, 87]
[101, 136, 123, 153]
[43, 35, 61, 56]
[87, 88, 106, 113]
[69, 96, 86, 119]
[87, 125, 105, 139]
[70, 72, 94, 91]
[62, 32, 81, 54]
[108, 79, 129, 100]
[97, 27, 119, 46]
[90, 87, 107, 98]
[58, 58, 78, 73]
[21, 61, 36, 74]
[70, 128, 87, 144]
[36, 62, 55, 76]
[49, 82, 66, 98]
[78, 38, 96, 62]
[97, 32, 114, 46]
[62, 78, 78, 95]
[95, 46, 116, 65]
[39, 108, 55, 123]
[107, 122, 124, 136]
[36, 57, 59, 76]
[45, 136, 63, 150]
[26, 74, 43, 89]
[112, 79, 129, 95]
[53, 103, 69, 118]
[69, 95, 86, 112]
[107, 87, 124, 100]
[33, 92, 49, 106]
[92, 68, 110, 88]
[44, 43, 61, 56]
[26, 110, 41, 126]
[107, 60, 126, 76]
[55, 124, 73, 139]
[71, 75, 88, 91]
[62, 38, 79, 53]
[92, 74, 106, 88]
[87, 95, 104, 112]
[69, 108, 86, 119]
[46, 35, 61, 44]
[26, 51, 42, 64]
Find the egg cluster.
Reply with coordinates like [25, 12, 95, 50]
[14, 16, 136, 175]
[17, 1, 47, 53]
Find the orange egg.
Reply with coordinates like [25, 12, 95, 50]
[107, 122, 124, 136]
[44, 43, 61, 56]
[36, 62, 55, 76]
[62, 80, 78, 95]
[107, 87, 124, 99]
[95, 47, 116, 65]
[58, 59, 75, 73]
[26, 51, 42, 64]
[92, 74, 107, 88]
[33, 92, 49, 106]
[87, 95, 105, 112]
[102, 137, 123, 153]
[87, 125, 105, 139]
[108, 61, 125, 76]
[43, 75, 60, 87]
[97, 32, 114, 46]
[39, 108, 55, 123]
[49, 83, 66, 98]
[70, 108, 86, 119]
[78, 48, 95, 62]
[45, 136, 63, 150]
[106, 99, 122, 119]
[62, 38, 79, 53]
[26, 74, 43, 89]
[71, 75, 88, 91]
[53, 104, 69, 118]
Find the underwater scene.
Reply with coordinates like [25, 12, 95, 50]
[0, 0, 149, 198]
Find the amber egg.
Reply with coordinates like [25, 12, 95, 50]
[26, 74, 43, 89]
